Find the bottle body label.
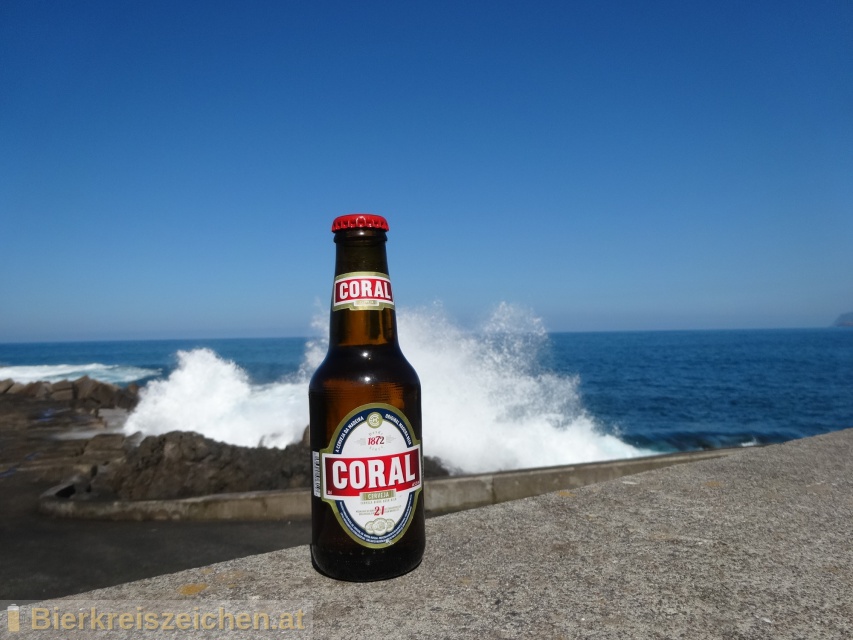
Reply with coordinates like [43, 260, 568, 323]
[314, 403, 421, 548]
[333, 271, 394, 311]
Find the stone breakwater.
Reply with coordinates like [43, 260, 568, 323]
[0, 376, 140, 412]
[89, 430, 314, 500]
[0, 378, 450, 504]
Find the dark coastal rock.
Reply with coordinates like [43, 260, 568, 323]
[74, 376, 98, 401]
[0, 376, 140, 414]
[85, 433, 128, 456]
[91, 382, 121, 407]
[50, 383, 75, 402]
[3, 378, 450, 501]
[116, 384, 139, 410]
[423, 455, 451, 478]
[71, 377, 139, 411]
[86, 429, 451, 501]
[51, 380, 73, 393]
[90, 431, 313, 500]
[24, 381, 53, 400]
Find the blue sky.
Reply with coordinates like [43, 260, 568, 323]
[2, 1, 851, 342]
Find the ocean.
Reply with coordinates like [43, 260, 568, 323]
[1, 308, 851, 475]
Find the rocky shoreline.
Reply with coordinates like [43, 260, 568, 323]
[0, 375, 140, 412]
[0, 378, 448, 504]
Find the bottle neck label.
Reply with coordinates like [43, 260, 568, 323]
[333, 271, 394, 311]
[314, 404, 421, 548]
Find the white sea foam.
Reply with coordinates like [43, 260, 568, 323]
[0, 363, 160, 385]
[398, 303, 646, 472]
[124, 304, 649, 472]
[124, 349, 307, 448]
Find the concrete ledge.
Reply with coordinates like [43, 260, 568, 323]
[39, 487, 313, 521]
[38, 448, 742, 520]
[15, 428, 852, 639]
[491, 447, 737, 504]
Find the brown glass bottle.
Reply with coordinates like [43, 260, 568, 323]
[309, 213, 425, 581]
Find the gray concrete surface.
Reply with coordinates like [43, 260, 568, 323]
[0, 467, 313, 606]
[6, 428, 851, 639]
[0, 395, 313, 605]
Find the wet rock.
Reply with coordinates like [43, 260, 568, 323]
[74, 376, 98, 401]
[24, 382, 52, 399]
[116, 386, 138, 410]
[423, 455, 451, 478]
[97, 408, 129, 430]
[88, 428, 452, 501]
[50, 380, 75, 402]
[91, 382, 120, 407]
[49, 377, 140, 411]
[85, 433, 127, 454]
[90, 431, 313, 500]
[5, 378, 447, 501]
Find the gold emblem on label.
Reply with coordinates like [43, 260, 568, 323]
[367, 412, 383, 428]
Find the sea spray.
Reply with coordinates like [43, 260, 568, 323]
[124, 304, 648, 471]
[124, 349, 307, 448]
[397, 303, 645, 472]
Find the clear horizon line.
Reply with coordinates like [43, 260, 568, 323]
[0, 324, 843, 346]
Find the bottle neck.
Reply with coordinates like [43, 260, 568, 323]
[328, 228, 399, 348]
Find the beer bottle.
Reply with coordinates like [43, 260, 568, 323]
[309, 213, 425, 581]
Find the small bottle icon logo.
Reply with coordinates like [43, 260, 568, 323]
[7, 605, 20, 632]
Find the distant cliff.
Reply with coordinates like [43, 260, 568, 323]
[834, 312, 853, 327]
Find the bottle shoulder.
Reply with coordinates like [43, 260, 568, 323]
[309, 345, 420, 389]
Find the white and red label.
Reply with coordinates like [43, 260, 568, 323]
[323, 449, 421, 498]
[333, 272, 394, 311]
[313, 404, 421, 547]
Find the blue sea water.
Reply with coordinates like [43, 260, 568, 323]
[0, 338, 307, 386]
[1, 323, 851, 472]
[548, 328, 853, 451]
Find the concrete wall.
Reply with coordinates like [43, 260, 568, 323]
[39, 447, 741, 521]
[17, 429, 852, 639]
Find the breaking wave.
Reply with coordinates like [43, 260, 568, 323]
[0, 363, 160, 385]
[124, 303, 648, 472]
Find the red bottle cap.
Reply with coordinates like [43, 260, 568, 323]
[331, 213, 389, 232]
